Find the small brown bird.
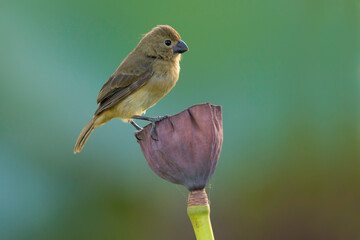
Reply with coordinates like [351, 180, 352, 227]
[74, 25, 189, 153]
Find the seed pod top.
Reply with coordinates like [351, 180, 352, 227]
[137, 103, 223, 191]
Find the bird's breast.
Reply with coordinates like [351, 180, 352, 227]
[140, 60, 180, 106]
[147, 62, 180, 96]
[113, 60, 180, 120]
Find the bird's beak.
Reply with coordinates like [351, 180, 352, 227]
[173, 40, 189, 54]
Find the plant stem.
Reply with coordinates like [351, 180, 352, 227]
[187, 190, 214, 240]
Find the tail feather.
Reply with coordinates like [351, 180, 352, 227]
[74, 117, 96, 154]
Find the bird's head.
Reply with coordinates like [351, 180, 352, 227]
[137, 25, 189, 60]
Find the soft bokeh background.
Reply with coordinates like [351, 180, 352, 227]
[0, 0, 359, 239]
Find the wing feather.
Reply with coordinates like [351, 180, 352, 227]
[97, 73, 141, 104]
[94, 70, 153, 115]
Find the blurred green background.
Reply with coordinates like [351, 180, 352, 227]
[0, 0, 359, 239]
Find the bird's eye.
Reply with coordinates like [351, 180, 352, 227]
[165, 40, 171, 46]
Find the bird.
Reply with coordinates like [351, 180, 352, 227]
[74, 25, 189, 154]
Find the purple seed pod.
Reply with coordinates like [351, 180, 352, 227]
[137, 103, 223, 191]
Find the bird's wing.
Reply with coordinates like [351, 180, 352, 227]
[95, 69, 153, 116]
[97, 73, 140, 104]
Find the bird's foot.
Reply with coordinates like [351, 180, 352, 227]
[130, 120, 143, 131]
[132, 115, 170, 141]
[133, 115, 169, 122]
[130, 120, 143, 140]
[134, 129, 143, 140]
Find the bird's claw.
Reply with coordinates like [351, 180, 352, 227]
[160, 115, 170, 121]
[150, 122, 158, 141]
[132, 115, 170, 141]
[150, 115, 170, 141]
[134, 129, 143, 140]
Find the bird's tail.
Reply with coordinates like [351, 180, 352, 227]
[74, 117, 96, 154]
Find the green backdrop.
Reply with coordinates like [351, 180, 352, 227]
[0, 0, 358, 239]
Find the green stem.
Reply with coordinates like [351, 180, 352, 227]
[187, 204, 214, 240]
